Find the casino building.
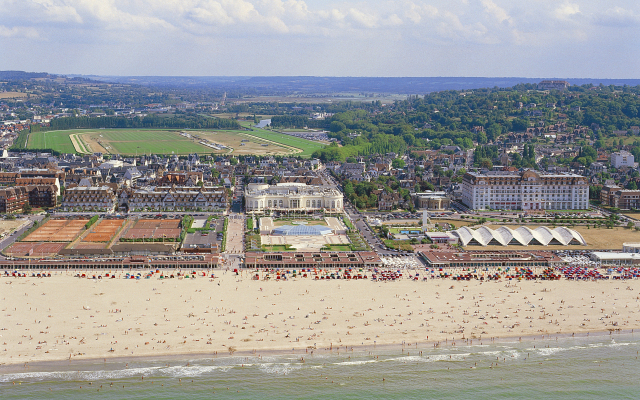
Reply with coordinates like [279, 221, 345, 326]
[461, 169, 589, 211]
[245, 183, 343, 213]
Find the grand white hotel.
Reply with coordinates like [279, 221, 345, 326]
[244, 183, 343, 213]
[461, 170, 589, 211]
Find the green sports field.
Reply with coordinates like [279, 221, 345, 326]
[94, 130, 213, 154]
[28, 129, 216, 155]
[28, 130, 76, 153]
[238, 122, 325, 157]
[26, 127, 325, 157]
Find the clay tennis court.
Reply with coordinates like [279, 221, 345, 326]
[121, 219, 182, 240]
[23, 219, 88, 242]
[153, 228, 181, 239]
[83, 219, 124, 242]
[132, 219, 181, 229]
[5, 242, 68, 257]
[74, 243, 107, 250]
[121, 229, 152, 240]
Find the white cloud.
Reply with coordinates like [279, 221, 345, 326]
[554, 2, 581, 20]
[188, 3, 234, 26]
[481, 0, 512, 26]
[382, 14, 403, 27]
[0, 0, 639, 77]
[594, 7, 640, 27]
[402, 1, 438, 24]
[32, 0, 83, 23]
[0, 25, 39, 38]
[347, 8, 378, 28]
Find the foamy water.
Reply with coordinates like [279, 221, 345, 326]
[2, 332, 639, 399]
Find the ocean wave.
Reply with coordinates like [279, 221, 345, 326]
[258, 363, 301, 375]
[332, 359, 377, 366]
[478, 351, 502, 356]
[385, 353, 471, 363]
[0, 366, 162, 383]
[160, 365, 229, 377]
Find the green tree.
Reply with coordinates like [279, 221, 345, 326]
[329, 121, 346, 132]
[392, 158, 405, 169]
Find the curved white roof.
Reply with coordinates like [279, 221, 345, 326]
[451, 226, 587, 247]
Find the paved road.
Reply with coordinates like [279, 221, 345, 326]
[0, 215, 46, 260]
[225, 213, 245, 255]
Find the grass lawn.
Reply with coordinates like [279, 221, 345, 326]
[28, 129, 214, 155]
[384, 239, 414, 251]
[262, 245, 295, 251]
[389, 227, 424, 234]
[95, 130, 212, 155]
[431, 218, 476, 228]
[605, 136, 640, 146]
[322, 244, 352, 251]
[28, 130, 76, 153]
[239, 122, 325, 157]
[27, 126, 325, 157]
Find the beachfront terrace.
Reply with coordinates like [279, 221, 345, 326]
[1, 254, 220, 270]
[244, 251, 381, 269]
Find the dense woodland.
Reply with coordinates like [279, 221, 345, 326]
[47, 115, 240, 130]
[310, 85, 640, 162]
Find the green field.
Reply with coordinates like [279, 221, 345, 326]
[28, 131, 76, 153]
[26, 127, 324, 157]
[238, 122, 325, 157]
[96, 130, 212, 154]
[28, 129, 217, 155]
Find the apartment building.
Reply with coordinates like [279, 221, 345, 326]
[461, 170, 589, 210]
[25, 185, 57, 208]
[600, 185, 640, 210]
[15, 177, 61, 196]
[122, 186, 227, 211]
[537, 80, 570, 90]
[611, 151, 635, 169]
[0, 186, 29, 213]
[61, 186, 117, 211]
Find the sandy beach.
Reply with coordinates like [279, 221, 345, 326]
[1, 270, 640, 366]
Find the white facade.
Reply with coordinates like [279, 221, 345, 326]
[245, 183, 343, 213]
[461, 170, 589, 211]
[623, 243, 640, 253]
[611, 151, 635, 169]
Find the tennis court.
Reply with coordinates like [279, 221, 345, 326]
[121, 219, 182, 239]
[83, 219, 124, 242]
[23, 219, 88, 242]
[5, 242, 68, 257]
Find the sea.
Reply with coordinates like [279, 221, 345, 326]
[1, 332, 639, 399]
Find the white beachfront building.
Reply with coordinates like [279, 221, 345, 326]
[461, 169, 589, 211]
[244, 183, 343, 213]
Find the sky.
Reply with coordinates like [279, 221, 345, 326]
[0, 0, 639, 78]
